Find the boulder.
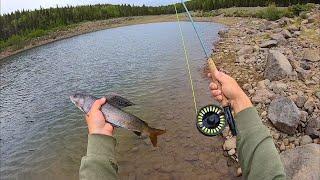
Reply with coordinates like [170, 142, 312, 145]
[268, 96, 300, 135]
[270, 34, 287, 45]
[264, 50, 293, 81]
[259, 40, 278, 48]
[252, 88, 275, 103]
[300, 135, 313, 145]
[306, 116, 320, 139]
[237, 45, 254, 56]
[281, 29, 292, 38]
[281, 144, 320, 180]
[303, 49, 320, 62]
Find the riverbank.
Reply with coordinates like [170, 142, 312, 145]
[211, 5, 320, 178]
[0, 14, 213, 60]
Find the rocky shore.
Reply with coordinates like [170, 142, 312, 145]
[212, 5, 320, 179]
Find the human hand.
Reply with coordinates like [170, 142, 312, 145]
[85, 97, 114, 136]
[208, 70, 252, 114]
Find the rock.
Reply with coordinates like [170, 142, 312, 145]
[281, 29, 292, 38]
[218, 29, 228, 37]
[293, 31, 301, 37]
[259, 40, 278, 48]
[223, 137, 236, 151]
[290, 92, 307, 108]
[270, 34, 287, 45]
[252, 88, 275, 103]
[296, 67, 311, 81]
[283, 138, 289, 146]
[304, 97, 315, 113]
[242, 83, 252, 91]
[237, 45, 254, 56]
[307, 15, 317, 23]
[264, 50, 293, 81]
[281, 144, 320, 180]
[287, 25, 300, 33]
[305, 116, 320, 139]
[299, 111, 308, 123]
[228, 149, 236, 156]
[300, 135, 313, 145]
[236, 167, 242, 177]
[268, 96, 300, 135]
[303, 49, 320, 62]
[313, 138, 319, 144]
[315, 91, 320, 100]
[280, 143, 286, 151]
[272, 132, 280, 140]
[269, 81, 288, 94]
[294, 139, 300, 146]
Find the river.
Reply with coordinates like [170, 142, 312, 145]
[0, 22, 237, 179]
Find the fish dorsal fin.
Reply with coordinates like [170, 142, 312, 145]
[105, 93, 135, 109]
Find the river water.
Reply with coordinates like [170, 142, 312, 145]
[0, 22, 237, 179]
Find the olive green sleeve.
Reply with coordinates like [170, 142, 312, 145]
[235, 107, 286, 180]
[79, 134, 118, 180]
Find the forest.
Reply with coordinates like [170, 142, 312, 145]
[0, 0, 319, 48]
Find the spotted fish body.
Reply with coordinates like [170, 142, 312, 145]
[70, 93, 165, 146]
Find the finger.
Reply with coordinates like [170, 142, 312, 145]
[209, 82, 218, 90]
[214, 70, 229, 85]
[207, 73, 211, 78]
[91, 97, 106, 111]
[216, 95, 223, 102]
[211, 90, 221, 97]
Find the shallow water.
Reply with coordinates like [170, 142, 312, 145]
[0, 22, 237, 179]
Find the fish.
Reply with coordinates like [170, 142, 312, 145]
[70, 93, 166, 147]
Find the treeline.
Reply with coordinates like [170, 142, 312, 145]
[0, 0, 319, 42]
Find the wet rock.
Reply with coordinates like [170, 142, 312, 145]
[268, 96, 300, 135]
[259, 40, 278, 48]
[281, 144, 320, 180]
[281, 29, 292, 38]
[302, 49, 320, 62]
[300, 135, 313, 145]
[305, 116, 320, 139]
[264, 50, 293, 81]
[237, 45, 254, 56]
[223, 137, 236, 151]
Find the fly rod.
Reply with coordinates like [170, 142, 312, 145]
[179, 0, 238, 136]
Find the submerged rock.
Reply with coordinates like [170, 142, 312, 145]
[264, 50, 293, 81]
[268, 97, 300, 135]
[281, 144, 320, 180]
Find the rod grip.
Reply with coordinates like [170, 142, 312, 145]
[207, 58, 228, 107]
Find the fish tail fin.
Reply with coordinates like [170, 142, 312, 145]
[148, 127, 166, 147]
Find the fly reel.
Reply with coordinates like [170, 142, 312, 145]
[196, 104, 237, 136]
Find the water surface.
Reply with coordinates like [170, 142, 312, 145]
[0, 22, 237, 179]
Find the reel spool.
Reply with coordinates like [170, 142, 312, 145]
[196, 104, 226, 136]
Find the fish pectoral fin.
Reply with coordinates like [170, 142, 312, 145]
[133, 131, 141, 136]
[105, 93, 135, 109]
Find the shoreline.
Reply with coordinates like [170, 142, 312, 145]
[0, 14, 236, 60]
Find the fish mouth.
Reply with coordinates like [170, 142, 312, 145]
[70, 95, 85, 113]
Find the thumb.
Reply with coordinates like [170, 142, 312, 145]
[214, 70, 229, 85]
[92, 97, 106, 110]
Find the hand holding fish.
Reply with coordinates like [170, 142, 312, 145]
[85, 97, 114, 136]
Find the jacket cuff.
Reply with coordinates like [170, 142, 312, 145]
[87, 134, 116, 158]
[235, 107, 263, 132]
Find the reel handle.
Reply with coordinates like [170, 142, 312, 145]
[208, 58, 238, 136]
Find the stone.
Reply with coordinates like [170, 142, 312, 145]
[281, 29, 292, 38]
[236, 167, 242, 177]
[279, 143, 286, 151]
[223, 137, 236, 151]
[300, 135, 313, 145]
[295, 67, 311, 81]
[218, 29, 228, 37]
[251, 88, 275, 103]
[242, 83, 252, 91]
[305, 116, 320, 139]
[283, 138, 289, 146]
[228, 149, 236, 156]
[290, 92, 307, 108]
[315, 91, 320, 100]
[259, 40, 278, 48]
[302, 49, 320, 62]
[281, 144, 320, 180]
[270, 34, 287, 45]
[304, 97, 315, 113]
[272, 132, 280, 140]
[299, 111, 308, 123]
[269, 81, 288, 94]
[268, 96, 300, 135]
[287, 25, 300, 33]
[294, 139, 300, 146]
[237, 45, 254, 56]
[264, 50, 293, 81]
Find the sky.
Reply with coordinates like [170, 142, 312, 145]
[0, 0, 181, 15]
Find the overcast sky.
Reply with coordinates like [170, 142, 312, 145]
[1, 0, 182, 15]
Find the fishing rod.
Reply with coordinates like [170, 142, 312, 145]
[177, 0, 238, 136]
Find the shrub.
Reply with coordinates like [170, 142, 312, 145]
[256, 4, 284, 21]
[26, 29, 47, 39]
[6, 35, 26, 50]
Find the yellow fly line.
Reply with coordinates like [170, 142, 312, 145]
[174, 4, 198, 115]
